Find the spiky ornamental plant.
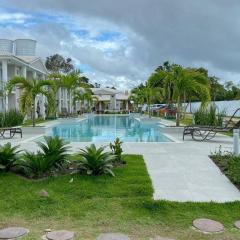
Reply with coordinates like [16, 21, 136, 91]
[77, 144, 117, 176]
[0, 143, 21, 171]
[37, 136, 71, 169]
[109, 138, 124, 164]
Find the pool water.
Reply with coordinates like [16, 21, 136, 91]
[47, 115, 172, 142]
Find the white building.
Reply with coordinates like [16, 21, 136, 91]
[0, 39, 48, 117]
[91, 88, 131, 113]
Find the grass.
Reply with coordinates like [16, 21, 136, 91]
[0, 155, 240, 239]
[22, 118, 55, 126]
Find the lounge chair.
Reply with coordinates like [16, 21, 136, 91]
[61, 108, 69, 118]
[0, 127, 22, 139]
[183, 108, 240, 141]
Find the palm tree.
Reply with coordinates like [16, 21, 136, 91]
[60, 71, 80, 113]
[73, 90, 85, 113]
[73, 89, 96, 113]
[51, 70, 91, 114]
[7, 76, 55, 127]
[164, 65, 210, 126]
[134, 84, 162, 117]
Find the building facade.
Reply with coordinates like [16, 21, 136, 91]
[91, 88, 131, 113]
[0, 39, 48, 117]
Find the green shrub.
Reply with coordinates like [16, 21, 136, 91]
[0, 143, 21, 171]
[77, 144, 116, 176]
[194, 105, 225, 126]
[21, 136, 71, 178]
[21, 151, 50, 178]
[0, 109, 24, 127]
[37, 136, 70, 169]
[110, 138, 124, 164]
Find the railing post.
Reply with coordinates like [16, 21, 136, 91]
[233, 129, 240, 155]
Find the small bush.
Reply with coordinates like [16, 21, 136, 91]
[0, 143, 21, 171]
[194, 105, 225, 126]
[0, 109, 24, 127]
[77, 144, 117, 176]
[110, 138, 124, 164]
[20, 136, 70, 178]
[21, 151, 50, 178]
[37, 136, 70, 169]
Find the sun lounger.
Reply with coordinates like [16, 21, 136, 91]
[183, 108, 240, 141]
[0, 127, 22, 139]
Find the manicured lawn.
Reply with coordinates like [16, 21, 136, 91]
[0, 155, 240, 239]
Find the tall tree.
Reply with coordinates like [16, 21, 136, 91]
[45, 54, 74, 73]
[164, 65, 210, 126]
[73, 89, 95, 113]
[133, 84, 163, 117]
[7, 77, 55, 127]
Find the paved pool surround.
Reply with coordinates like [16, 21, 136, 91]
[2, 116, 240, 203]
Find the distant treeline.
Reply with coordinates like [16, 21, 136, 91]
[133, 61, 240, 102]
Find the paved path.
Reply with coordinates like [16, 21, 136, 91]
[122, 135, 240, 202]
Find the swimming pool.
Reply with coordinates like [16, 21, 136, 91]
[46, 115, 172, 142]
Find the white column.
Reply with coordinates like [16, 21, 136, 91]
[233, 129, 240, 155]
[2, 60, 8, 112]
[22, 66, 27, 78]
[14, 66, 19, 110]
[69, 91, 72, 113]
[41, 95, 46, 120]
[126, 101, 129, 111]
[113, 95, 116, 109]
[33, 71, 37, 79]
[65, 89, 68, 109]
[58, 89, 61, 113]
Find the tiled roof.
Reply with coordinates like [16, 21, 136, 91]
[16, 56, 40, 63]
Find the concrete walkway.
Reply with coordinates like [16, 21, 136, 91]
[122, 138, 240, 202]
[2, 121, 240, 203]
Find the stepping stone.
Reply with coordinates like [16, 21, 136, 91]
[0, 227, 28, 239]
[46, 230, 74, 240]
[193, 218, 224, 233]
[234, 220, 240, 229]
[97, 233, 130, 240]
[39, 189, 49, 197]
[150, 237, 175, 240]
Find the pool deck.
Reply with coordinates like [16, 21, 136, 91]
[2, 117, 240, 203]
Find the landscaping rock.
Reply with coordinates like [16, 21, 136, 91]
[193, 218, 224, 233]
[0, 227, 28, 239]
[234, 220, 240, 229]
[46, 230, 74, 240]
[97, 233, 130, 240]
[39, 189, 49, 197]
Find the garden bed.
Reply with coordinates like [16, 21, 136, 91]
[210, 150, 240, 190]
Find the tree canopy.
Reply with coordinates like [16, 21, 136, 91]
[45, 54, 74, 73]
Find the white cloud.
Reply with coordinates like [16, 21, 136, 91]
[0, 12, 31, 24]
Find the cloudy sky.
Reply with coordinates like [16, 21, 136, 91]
[0, 0, 240, 89]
